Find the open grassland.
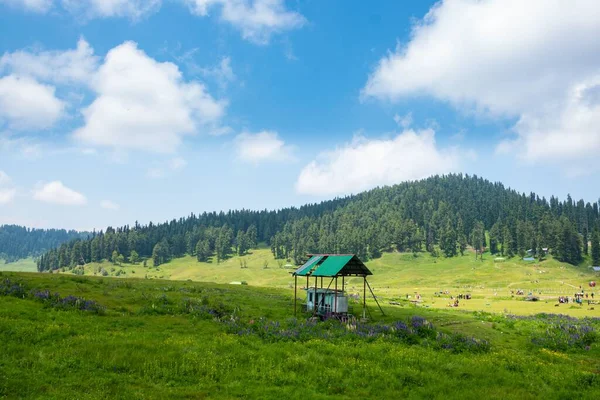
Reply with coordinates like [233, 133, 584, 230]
[1, 271, 600, 399]
[46, 248, 600, 317]
[0, 257, 37, 272]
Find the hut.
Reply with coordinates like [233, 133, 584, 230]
[292, 254, 383, 319]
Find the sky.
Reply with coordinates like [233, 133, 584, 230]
[1, 0, 600, 231]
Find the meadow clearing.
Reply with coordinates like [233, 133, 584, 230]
[46, 248, 600, 317]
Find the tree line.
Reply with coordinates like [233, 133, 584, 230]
[36, 174, 600, 271]
[0, 225, 87, 263]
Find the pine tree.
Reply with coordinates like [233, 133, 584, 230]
[456, 217, 467, 256]
[470, 221, 485, 260]
[502, 226, 514, 257]
[236, 230, 247, 256]
[130, 250, 139, 264]
[196, 239, 210, 262]
[591, 228, 600, 265]
[440, 219, 457, 258]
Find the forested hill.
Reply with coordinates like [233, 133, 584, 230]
[0, 225, 87, 263]
[37, 174, 600, 272]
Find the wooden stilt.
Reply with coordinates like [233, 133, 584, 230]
[314, 276, 318, 316]
[363, 276, 366, 319]
[334, 276, 338, 313]
[366, 279, 385, 316]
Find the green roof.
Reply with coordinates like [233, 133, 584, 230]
[311, 255, 372, 277]
[311, 255, 353, 276]
[293, 256, 323, 276]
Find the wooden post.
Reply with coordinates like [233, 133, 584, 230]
[314, 276, 318, 316]
[363, 275, 366, 319]
[334, 276, 338, 313]
[342, 275, 345, 293]
[294, 274, 297, 316]
[366, 279, 385, 316]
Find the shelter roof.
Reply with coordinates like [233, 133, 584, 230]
[293, 254, 372, 277]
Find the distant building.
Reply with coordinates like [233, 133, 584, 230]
[592, 266, 600, 272]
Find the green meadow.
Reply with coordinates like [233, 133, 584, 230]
[2, 250, 600, 398]
[0, 257, 37, 272]
[48, 248, 600, 317]
[1, 270, 600, 399]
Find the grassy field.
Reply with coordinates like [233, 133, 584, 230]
[1, 271, 600, 399]
[0, 257, 37, 272]
[45, 248, 600, 317]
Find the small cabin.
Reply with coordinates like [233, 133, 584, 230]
[292, 254, 378, 318]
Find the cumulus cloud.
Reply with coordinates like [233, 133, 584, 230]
[0, 0, 53, 13]
[60, 0, 162, 20]
[234, 130, 292, 163]
[0, 75, 64, 130]
[362, 0, 600, 166]
[33, 181, 86, 205]
[296, 130, 460, 196]
[0, 38, 99, 85]
[100, 199, 119, 210]
[73, 41, 227, 153]
[185, 0, 306, 44]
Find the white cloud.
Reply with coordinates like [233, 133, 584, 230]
[0, 0, 52, 13]
[185, 0, 306, 44]
[61, 0, 162, 20]
[393, 112, 412, 129]
[362, 0, 600, 165]
[198, 57, 236, 89]
[0, 170, 16, 205]
[73, 41, 227, 153]
[0, 75, 64, 130]
[234, 130, 292, 163]
[0, 38, 99, 85]
[0, 188, 17, 205]
[33, 181, 86, 205]
[100, 199, 119, 210]
[296, 129, 461, 196]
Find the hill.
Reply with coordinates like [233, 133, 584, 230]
[37, 174, 600, 272]
[1, 271, 599, 398]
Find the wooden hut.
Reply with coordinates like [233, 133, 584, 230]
[292, 254, 383, 319]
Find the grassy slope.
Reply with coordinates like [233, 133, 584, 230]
[59, 248, 600, 317]
[1, 272, 600, 399]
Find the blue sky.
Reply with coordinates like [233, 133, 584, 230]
[1, 0, 599, 230]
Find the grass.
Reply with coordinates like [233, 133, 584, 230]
[41, 248, 600, 317]
[1, 271, 600, 399]
[0, 257, 37, 272]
